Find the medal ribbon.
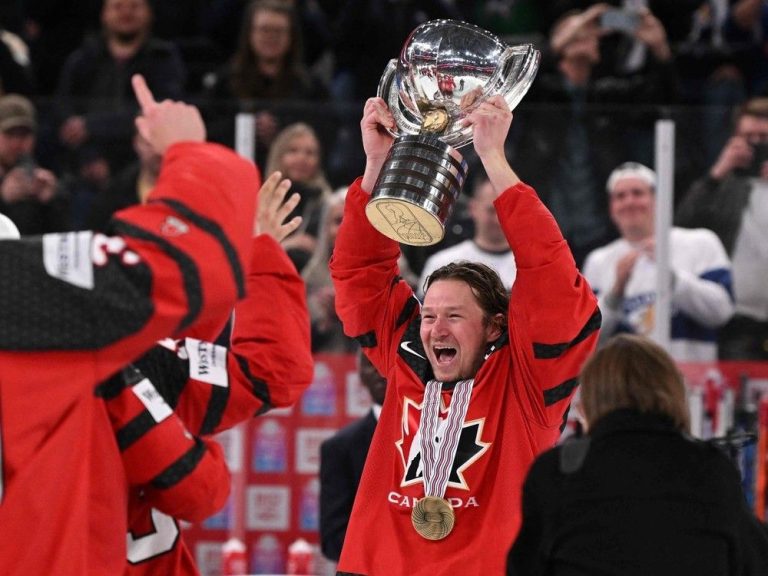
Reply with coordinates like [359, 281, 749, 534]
[419, 379, 474, 498]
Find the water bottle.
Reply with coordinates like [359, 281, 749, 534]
[286, 538, 315, 575]
[221, 538, 247, 576]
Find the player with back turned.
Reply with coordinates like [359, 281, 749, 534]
[0, 74, 259, 575]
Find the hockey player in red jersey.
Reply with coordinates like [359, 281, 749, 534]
[329, 96, 601, 575]
[0, 75, 260, 575]
[116, 171, 314, 575]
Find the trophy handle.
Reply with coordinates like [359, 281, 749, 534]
[377, 59, 422, 138]
[493, 45, 540, 113]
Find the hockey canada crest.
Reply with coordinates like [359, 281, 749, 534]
[395, 395, 490, 490]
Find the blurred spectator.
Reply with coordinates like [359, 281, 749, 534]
[417, 174, 517, 298]
[507, 333, 768, 576]
[512, 3, 677, 265]
[724, 0, 768, 96]
[0, 26, 34, 95]
[204, 0, 329, 165]
[146, 0, 223, 95]
[319, 348, 387, 563]
[537, 1, 701, 43]
[583, 162, 734, 362]
[265, 121, 332, 271]
[674, 1, 752, 168]
[53, 0, 186, 176]
[0, 93, 69, 234]
[64, 146, 111, 230]
[202, 0, 332, 69]
[302, 187, 354, 352]
[676, 97, 768, 360]
[73, 128, 160, 231]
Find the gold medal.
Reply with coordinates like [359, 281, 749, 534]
[421, 108, 449, 134]
[411, 496, 455, 540]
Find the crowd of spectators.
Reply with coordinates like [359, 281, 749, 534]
[2, 0, 768, 355]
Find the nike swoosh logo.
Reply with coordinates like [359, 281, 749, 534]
[400, 340, 426, 360]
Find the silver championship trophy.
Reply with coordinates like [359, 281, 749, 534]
[366, 19, 540, 246]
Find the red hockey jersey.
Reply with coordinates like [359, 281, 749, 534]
[330, 179, 600, 575]
[0, 142, 258, 575]
[121, 234, 313, 575]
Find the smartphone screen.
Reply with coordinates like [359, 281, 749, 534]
[600, 9, 639, 34]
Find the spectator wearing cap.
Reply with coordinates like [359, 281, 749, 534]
[582, 162, 734, 362]
[0, 93, 69, 234]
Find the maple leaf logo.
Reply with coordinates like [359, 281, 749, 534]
[395, 395, 490, 491]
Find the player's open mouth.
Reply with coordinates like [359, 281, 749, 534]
[434, 346, 457, 364]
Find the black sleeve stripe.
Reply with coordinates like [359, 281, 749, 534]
[395, 295, 419, 329]
[199, 383, 231, 435]
[112, 220, 202, 333]
[533, 307, 602, 360]
[96, 365, 146, 400]
[133, 347, 188, 410]
[151, 438, 207, 489]
[116, 411, 157, 451]
[355, 331, 377, 348]
[95, 372, 128, 399]
[544, 377, 579, 407]
[233, 355, 273, 419]
[155, 198, 246, 299]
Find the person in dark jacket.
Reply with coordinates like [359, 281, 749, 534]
[319, 349, 387, 562]
[507, 333, 768, 576]
[676, 97, 768, 360]
[53, 0, 186, 175]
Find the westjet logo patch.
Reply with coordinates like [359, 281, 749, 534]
[185, 337, 229, 387]
[395, 396, 490, 490]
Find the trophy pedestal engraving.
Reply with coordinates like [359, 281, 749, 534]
[366, 134, 468, 246]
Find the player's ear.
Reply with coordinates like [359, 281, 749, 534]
[486, 313, 504, 341]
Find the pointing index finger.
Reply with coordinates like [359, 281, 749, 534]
[132, 74, 157, 113]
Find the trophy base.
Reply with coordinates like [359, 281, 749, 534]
[366, 134, 468, 246]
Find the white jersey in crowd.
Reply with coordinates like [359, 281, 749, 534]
[417, 240, 517, 297]
[583, 227, 734, 362]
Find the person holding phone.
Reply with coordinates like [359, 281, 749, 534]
[510, 3, 678, 267]
[0, 93, 69, 234]
[676, 97, 768, 360]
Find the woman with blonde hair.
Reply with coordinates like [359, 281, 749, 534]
[302, 187, 351, 352]
[508, 334, 768, 576]
[265, 121, 332, 271]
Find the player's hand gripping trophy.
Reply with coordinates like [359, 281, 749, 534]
[365, 19, 540, 246]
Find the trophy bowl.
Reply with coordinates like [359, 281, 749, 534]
[365, 19, 540, 246]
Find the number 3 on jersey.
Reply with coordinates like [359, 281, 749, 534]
[127, 508, 179, 563]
